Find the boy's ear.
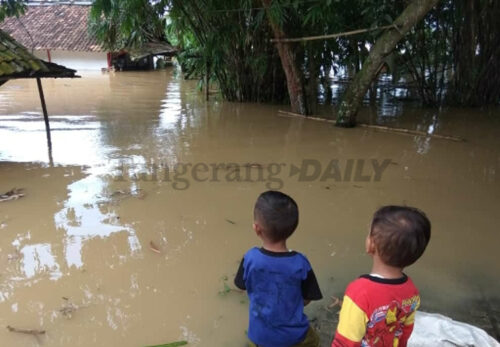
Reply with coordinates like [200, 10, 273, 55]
[253, 222, 262, 236]
[365, 235, 376, 255]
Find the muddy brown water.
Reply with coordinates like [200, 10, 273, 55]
[0, 70, 499, 346]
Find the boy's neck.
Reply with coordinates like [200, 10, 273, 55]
[262, 239, 288, 253]
[370, 256, 404, 279]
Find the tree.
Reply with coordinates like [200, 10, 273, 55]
[336, 0, 441, 127]
[89, 0, 167, 51]
[261, 0, 308, 115]
[88, 0, 497, 112]
[448, 0, 500, 105]
[0, 0, 25, 21]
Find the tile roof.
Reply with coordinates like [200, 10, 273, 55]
[0, 29, 77, 83]
[0, 4, 104, 52]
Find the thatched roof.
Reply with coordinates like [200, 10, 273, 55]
[0, 29, 77, 84]
[0, 3, 103, 52]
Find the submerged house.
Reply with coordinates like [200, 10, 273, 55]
[1, 2, 107, 70]
[0, 1, 176, 71]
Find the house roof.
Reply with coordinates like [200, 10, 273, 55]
[0, 4, 104, 52]
[128, 42, 178, 61]
[0, 29, 77, 84]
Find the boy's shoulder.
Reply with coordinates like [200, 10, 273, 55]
[244, 247, 310, 262]
[348, 273, 415, 284]
[242, 248, 313, 272]
[346, 274, 417, 297]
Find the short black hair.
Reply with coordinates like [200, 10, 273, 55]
[370, 205, 431, 268]
[254, 191, 299, 242]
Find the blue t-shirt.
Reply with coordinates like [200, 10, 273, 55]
[234, 247, 322, 347]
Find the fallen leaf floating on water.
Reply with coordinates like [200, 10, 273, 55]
[110, 188, 146, 200]
[110, 189, 128, 197]
[59, 297, 80, 318]
[149, 241, 161, 254]
[0, 188, 24, 202]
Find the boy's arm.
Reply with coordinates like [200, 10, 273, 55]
[234, 258, 246, 290]
[331, 295, 368, 347]
[398, 307, 417, 347]
[301, 268, 322, 302]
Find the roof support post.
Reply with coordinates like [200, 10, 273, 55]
[36, 77, 53, 164]
[205, 60, 209, 101]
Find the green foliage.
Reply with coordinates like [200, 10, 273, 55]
[89, 0, 167, 51]
[90, 0, 500, 106]
[0, 0, 25, 22]
[218, 275, 232, 296]
[164, 0, 289, 102]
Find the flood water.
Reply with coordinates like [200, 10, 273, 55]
[0, 69, 499, 346]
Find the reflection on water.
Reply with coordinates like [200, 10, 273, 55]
[0, 70, 499, 345]
[54, 175, 140, 268]
[0, 114, 106, 165]
[20, 243, 62, 281]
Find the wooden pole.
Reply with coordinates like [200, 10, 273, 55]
[205, 60, 210, 101]
[270, 25, 396, 43]
[36, 78, 54, 164]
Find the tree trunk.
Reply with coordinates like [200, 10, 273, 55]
[336, 0, 440, 127]
[262, 0, 308, 115]
[450, 0, 500, 105]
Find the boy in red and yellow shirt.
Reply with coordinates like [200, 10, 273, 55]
[332, 206, 431, 347]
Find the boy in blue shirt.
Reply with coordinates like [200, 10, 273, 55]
[235, 191, 323, 347]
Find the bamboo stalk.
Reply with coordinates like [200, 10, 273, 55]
[357, 123, 465, 141]
[270, 25, 396, 43]
[277, 110, 465, 142]
[277, 110, 336, 124]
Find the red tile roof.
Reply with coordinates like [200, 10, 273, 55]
[0, 4, 104, 52]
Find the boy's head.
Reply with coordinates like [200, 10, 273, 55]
[253, 190, 298, 243]
[368, 205, 431, 268]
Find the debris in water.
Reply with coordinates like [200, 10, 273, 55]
[149, 241, 161, 254]
[218, 275, 243, 296]
[7, 325, 45, 340]
[225, 219, 236, 225]
[59, 297, 84, 318]
[7, 250, 21, 262]
[144, 341, 188, 347]
[327, 296, 343, 310]
[0, 188, 24, 202]
[110, 189, 127, 197]
[109, 188, 146, 201]
[0, 218, 8, 229]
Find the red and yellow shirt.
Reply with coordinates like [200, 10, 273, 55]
[332, 274, 420, 347]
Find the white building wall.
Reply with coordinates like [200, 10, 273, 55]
[33, 50, 108, 71]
